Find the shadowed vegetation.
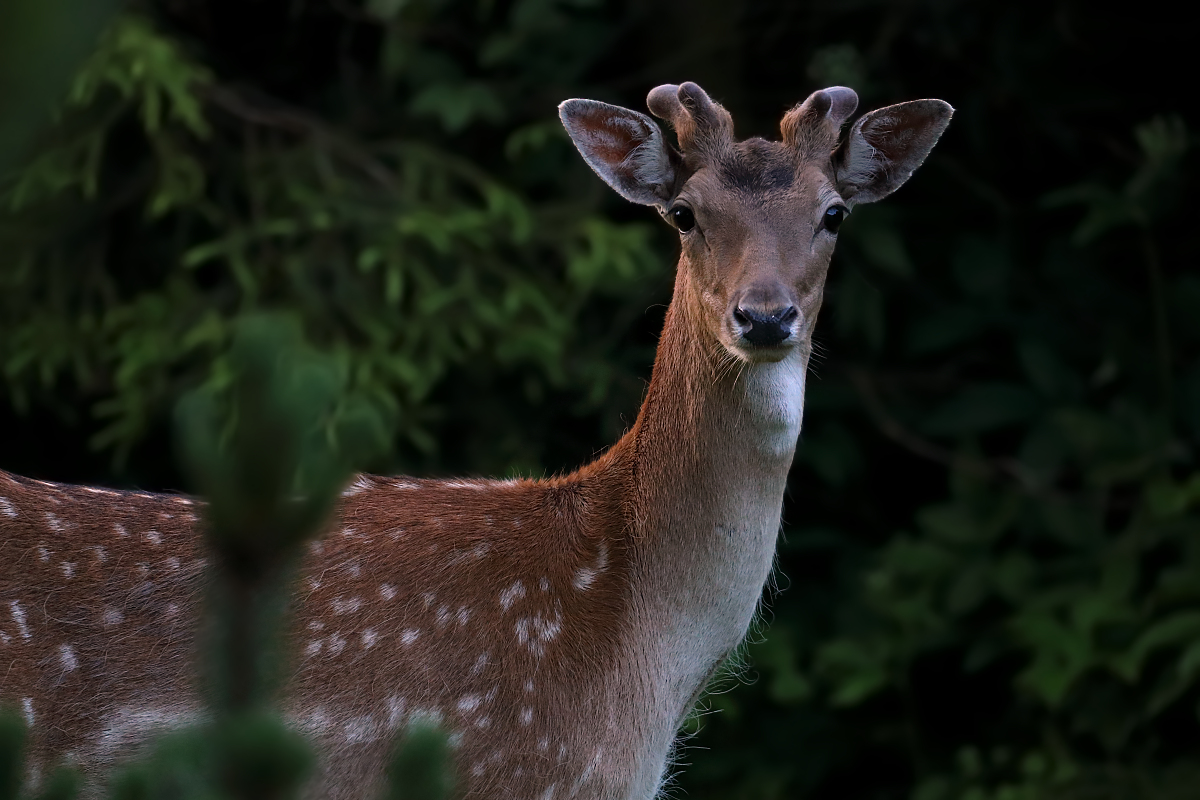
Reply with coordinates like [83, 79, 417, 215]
[2, 1, 1197, 798]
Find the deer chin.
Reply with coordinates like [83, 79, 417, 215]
[726, 338, 799, 365]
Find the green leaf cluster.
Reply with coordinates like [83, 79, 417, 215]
[0, 2, 661, 471]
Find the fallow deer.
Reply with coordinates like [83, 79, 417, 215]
[0, 82, 951, 798]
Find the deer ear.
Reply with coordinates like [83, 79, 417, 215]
[559, 99, 679, 208]
[834, 99, 953, 205]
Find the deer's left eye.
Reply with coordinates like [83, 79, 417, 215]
[669, 206, 696, 233]
[822, 205, 849, 234]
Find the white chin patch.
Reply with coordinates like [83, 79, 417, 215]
[743, 354, 807, 456]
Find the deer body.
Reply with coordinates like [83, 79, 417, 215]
[1, 83, 950, 798]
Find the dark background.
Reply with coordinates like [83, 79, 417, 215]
[2, 2, 1198, 798]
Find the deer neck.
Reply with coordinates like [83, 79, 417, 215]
[608, 268, 808, 702]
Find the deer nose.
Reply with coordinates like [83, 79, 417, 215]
[732, 305, 798, 347]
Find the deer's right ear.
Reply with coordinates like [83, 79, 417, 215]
[559, 99, 679, 208]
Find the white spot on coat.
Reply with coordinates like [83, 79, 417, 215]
[145, 531, 162, 545]
[59, 644, 78, 671]
[362, 629, 378, 649]
[516, 606, 562, 657]
[386, 696, 406, 728]
[401, 628, 420, 646]
[22, 697, 33, 725]
[102, 607, 124, 627]
[95, 705, 203, 759]
[456, 694, 481, 714]
[0, 497, 15, 518]
[380, 584, 396, 601]
[499, 581, 526, 611]
[331, 596, 362, 615]
[9, 601, 30, 640]
[573, 541, 609, 591]
[520, 707, 533, 725]
[573, 567, 599, 591]
[344, 715, 378, 743]
[410, 707, 443, 725]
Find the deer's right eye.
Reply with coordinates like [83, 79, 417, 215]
[669, 206, 695, 232]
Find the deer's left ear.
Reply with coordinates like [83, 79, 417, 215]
[559, 99, 680, 208]
[834, 99, 953, 206]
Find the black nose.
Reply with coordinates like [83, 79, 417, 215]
[733, 306, 798, 347]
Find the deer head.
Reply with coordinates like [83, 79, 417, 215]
[560, 82, 953, 364]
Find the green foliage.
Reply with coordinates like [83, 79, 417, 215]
[178, 315, 383, 581]
[384, 723, 456, 800]
[0, 711, 25, 800]
[179, 315, 386, 712]
[0, 2, 661, 468]
[0, 0, 122, 173]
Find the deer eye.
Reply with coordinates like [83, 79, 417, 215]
[669, 206, 695, 233]
[822, 205, 848, 234]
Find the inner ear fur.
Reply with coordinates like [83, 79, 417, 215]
[834, 99, 954, 205]
[559, 98, 682, 208]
